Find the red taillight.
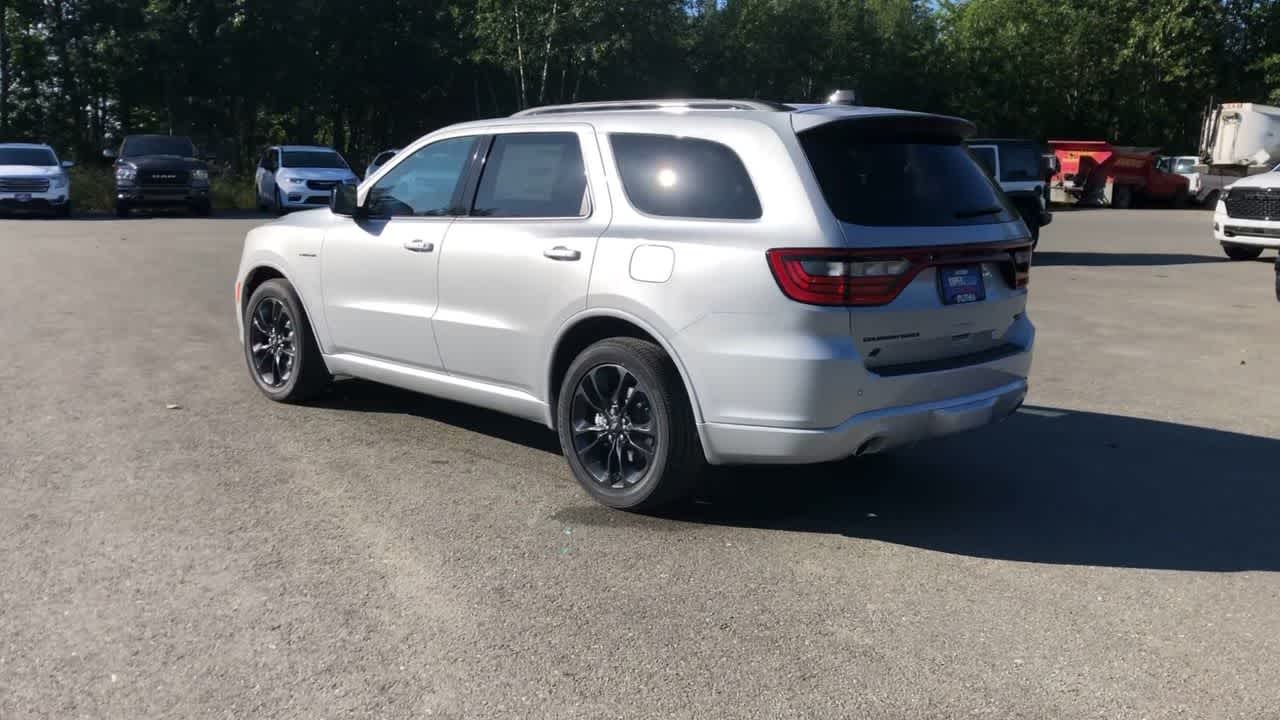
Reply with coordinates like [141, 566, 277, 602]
[767, 243, 1033, 306]
[767, 249, 915, 306]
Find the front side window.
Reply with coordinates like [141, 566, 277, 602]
[121, 136, 196, 158]
[282, 150, 348, 169]
[800, 123, 1016, 227]
[1173, 158, 1197, 173]
[366, 136, 478, 218]
[0, 147, 57, 166]
[472, 133, 588, 218]
[611, 134, 761, 220]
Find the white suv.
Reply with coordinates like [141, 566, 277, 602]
[0, 143, 74, 217]
[235, 99, 1035, 510]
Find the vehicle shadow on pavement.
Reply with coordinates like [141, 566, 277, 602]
[674, 406, 1280, 572]
[1033, 251, 1233, 267]
[318, 380, 1279, 571]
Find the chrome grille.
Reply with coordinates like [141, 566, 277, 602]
[1224, 188, 1280, 221]
[0, 177, 51, 193]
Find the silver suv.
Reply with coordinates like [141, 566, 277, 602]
[235, 99, 1035, 510]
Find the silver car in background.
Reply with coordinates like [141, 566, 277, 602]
[0, 143, 74, 217]
[255, 145, 358, 214]
[235, 99, 1035, 510]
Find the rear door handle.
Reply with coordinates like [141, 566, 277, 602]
[543, 246, 581, 261]
[403, 239, 434, 253]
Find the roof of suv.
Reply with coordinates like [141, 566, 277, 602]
[0, 142, 54, 149]
[473, 99, 977, 137]
[277, 145, 341, 152]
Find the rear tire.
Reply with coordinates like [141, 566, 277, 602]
[190, 200, 211, 217]
[243, 279, 330, 402]
[1222, 243, 1263, 261]
[556, 338, 703, 512]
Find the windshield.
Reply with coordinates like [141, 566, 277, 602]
[122, 136, 196, 158]
[1173, 158, 1197, 173]
[801, 125, 1016, 226]
[282, 150, 348, 169]
[0, 147, 57, 166]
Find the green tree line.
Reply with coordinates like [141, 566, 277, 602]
[1, 0, 1278, 172]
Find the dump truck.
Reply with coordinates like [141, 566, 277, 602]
[1048, 140, 1189, 208]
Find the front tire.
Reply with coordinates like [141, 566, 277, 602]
[243, 279, 330, 402]
[1202, 190, 1220, 208]
[115, 201, 130, 218]
[274, 188, 286, 216]
[1222, 243, 1264, 261]
[1111, 184, 1132, 209]
[556, 338, 703, 511]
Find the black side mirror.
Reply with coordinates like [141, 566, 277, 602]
[331, 182, 362, 217]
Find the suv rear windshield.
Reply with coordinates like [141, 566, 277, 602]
[800, 123, 1015, 227]
[282, 150, 348, 169]
[121, 136, 196, 158]
[0, 148, 57, 166]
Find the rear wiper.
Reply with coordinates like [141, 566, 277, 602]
[954, 206, 1004, 219]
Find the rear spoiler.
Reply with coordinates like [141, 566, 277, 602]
[790, 108, 976, 138]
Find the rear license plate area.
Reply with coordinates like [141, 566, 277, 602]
[939, 265, 985, 305]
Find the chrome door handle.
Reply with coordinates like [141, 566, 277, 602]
[543, 246, 581, 261]
[403, 239, 434, 253]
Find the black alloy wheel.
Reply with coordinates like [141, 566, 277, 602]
[569, 363, 659, 490]
[248, 297, 296, 389]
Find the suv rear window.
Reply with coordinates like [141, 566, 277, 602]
[997, 142, 1042, 182]
[800, 124, 1015, 227]
[611, 134, 761, 220]
[473, 133, 588, 218]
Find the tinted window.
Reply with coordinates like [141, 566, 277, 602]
[997, 143, 1042, 182]
[366, 136, 477, 217]
[282, 150, 348, 169]
[800, 126, 1015, 226]
[472, 133, 587, 218]
[970, 146, 997, 177]
[121, 136, 196, 158]
[0, 148, 57, 166]
[611, 134, 761, 219]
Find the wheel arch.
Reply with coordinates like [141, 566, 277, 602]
[546, 310, 704, 430]
[238, 261, 328, 352]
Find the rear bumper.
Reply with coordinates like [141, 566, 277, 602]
[700, 378, 1027, 464]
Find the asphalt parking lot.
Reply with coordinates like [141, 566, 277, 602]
[2, 209, 1279, 719]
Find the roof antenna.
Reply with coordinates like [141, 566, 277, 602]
[826, 89, 858, 106]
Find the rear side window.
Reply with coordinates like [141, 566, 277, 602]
[472, 133, 588, 218]
[611, 134, 761, 220]
[997, 143, 1042, 182]
[800, 125, 1016, 227]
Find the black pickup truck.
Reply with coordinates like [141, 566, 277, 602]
[106, 135, 212, 217]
